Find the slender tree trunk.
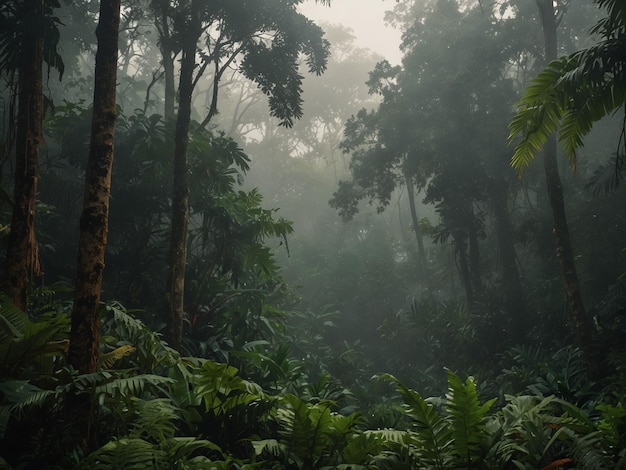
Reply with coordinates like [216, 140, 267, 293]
[67, 0, 121, 449]
[538, 0, 596, 363]
[1, 0, 44, 311]
[154, 0, 176, 121]
[166, 1, 200, 350]
[456, 237, 474, 311]
[405, 173, 427, 272]
[467, 208, 483, 302]
[491, 177, 528, 339]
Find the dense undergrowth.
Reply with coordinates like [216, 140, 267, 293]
[1, 291, 625, 469]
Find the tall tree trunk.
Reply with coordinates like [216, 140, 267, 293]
[405, 173, 427, 273]
[67, 0, 121, 449]
[166, 1, 200, 350]
[467, 207, 483, 302]
[490, 177, 528, 340]
[1, 0, 44, 311]
[538, 0, 596, 363]
[154, 0, 176, 120]
[455, 237, 474, 311]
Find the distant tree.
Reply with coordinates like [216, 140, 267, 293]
[162, 0, 330, 349]
[331, 0, 526, 329]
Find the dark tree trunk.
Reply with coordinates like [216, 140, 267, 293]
[467, 208, 483, 302]
[1, 0, 44, 311]
[166, 1, 200, 350]
[67, 0, 121, 449]
[456, 237, 474, 311]
[154, 0, 176, 121]
[490, 177, 528, 339]
[405, 174, 427, 273]
[538, 0, 597, 367]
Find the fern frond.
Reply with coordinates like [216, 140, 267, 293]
[0, 294, 28, 342]
[277, 393, 335, 466]
[130, 398, 180, 442]
[95, 373, 175, 399]
[163, 437, 223, 462]
[380, 373, 451, 468]
[79, 438, 162, 469]
[445, 369, 496, 466]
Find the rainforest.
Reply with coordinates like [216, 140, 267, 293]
[1, 0, 625, 468]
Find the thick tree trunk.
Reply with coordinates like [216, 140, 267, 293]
[166, 2, 200, 350]
[1, 0, 44, 311]
[67, 0, 121, 449]
[538, 0, 596, 363]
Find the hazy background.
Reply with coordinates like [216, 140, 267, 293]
[301, 0, 403, 63]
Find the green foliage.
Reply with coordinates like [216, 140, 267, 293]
[380, 370, 497, 469]
[253, 393, 366, 469]
[509, 0, 626, 175]
[0, 294, 69, 379]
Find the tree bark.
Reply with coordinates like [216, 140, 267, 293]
[166, 1, 201, 350]
[538, 0, 596, 363]
[67, 0, 121, 449]
[1, 0, 44, 311]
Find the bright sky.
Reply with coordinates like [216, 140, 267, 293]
[300, 0, 403, 63]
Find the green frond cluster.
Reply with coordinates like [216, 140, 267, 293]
[509, 2, 626, 176]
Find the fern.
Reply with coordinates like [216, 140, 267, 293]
[380, 373, 452, 468]
[79, 438, 164, 469]
[445, 369, 496, 466]
[0, 293, 27, 342]
[0, 310, 69, 378]
[276, 394, 335, 468]
[95, 373, 175, 399]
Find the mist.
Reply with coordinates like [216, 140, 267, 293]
[1, 0, 625, 466]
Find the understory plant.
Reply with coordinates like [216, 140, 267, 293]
[2, 295, 626, 468]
